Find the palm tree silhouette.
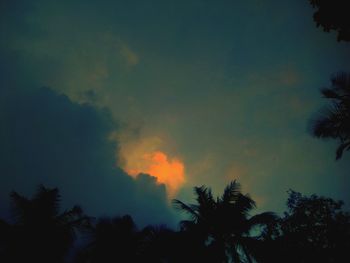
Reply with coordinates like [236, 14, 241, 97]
[5, 185, 90, 263]
[173, 180, 276, 262]
[311, 72, 350, 159]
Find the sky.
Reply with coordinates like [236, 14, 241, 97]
[1, 0, 349, 226]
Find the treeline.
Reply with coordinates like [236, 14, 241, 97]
[0, 181, 349, 263]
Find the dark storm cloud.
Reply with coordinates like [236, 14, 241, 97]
[0, 64, 175, 226]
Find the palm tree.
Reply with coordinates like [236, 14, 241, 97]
[173, 180, 276, 263]
[311, 72, 350, 159]
[6, 185, 90, 263]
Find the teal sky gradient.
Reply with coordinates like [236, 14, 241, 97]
[1, 0, 349, 223]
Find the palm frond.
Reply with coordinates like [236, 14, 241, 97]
[221, 180, 241, 204]
[233, 194, 256, 216]
[330, 72, 350, 95]
[336, 140, 350, 160]
[229, 244, 242, 263]
[239, 237, 262, 263]
[172, 199, 199, 221]
[312, 104, 344, 139]
[321, 88, 341, 99]
[311, 72, 350, 160]
[194, 186, 215, 209]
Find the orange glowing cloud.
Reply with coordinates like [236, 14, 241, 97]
[116, 134, 185, 198]
[126, 151, 185, 198]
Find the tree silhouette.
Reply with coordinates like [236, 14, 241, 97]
[311, 72, 350, 159]
[282, 190, 350, 262]
[1, 185, 90, 263]
[309, 0, 350, 41]
[138, 225, 178, 262]
[256, 190, 350, 263]
[1, 183, 349, 263]
[76, 215, 141, 263]
[173, 180, 276, 262]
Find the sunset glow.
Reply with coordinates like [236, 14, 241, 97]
[126, 151, 185, 198]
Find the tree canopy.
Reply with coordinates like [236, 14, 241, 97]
[309, 0, 350, 41]
[1, 183, 349, 263]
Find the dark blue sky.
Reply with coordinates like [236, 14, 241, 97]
[1, 0, 349, 225]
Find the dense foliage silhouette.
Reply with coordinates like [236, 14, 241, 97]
[311, 72, 350, 159]
[309, 0, 350, 41]
[257, 190, 350, 263]
[0, 185, 90, 263]
[1, 183, 349, 263]
[75, 215, 141, 263]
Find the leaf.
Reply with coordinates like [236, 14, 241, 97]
[335, 141, 350, 160]
[221, 180, 241, 204]
[172, 199, 199, 221]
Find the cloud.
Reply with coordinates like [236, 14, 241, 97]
[116, 134, 185, 198]
[119, 41, 139, 68]
[0, 78, 176, 226]
[1, 0, 350, 217]
[127, 151, 185, 199]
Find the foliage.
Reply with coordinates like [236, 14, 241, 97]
[173, 180, 277, 262]
[309, 0, 350, 41]
[76, 215, 140, 263]
[1, 184, 349, 263]
[258, 190, 350, 263]
[311, 72, 350, 159]
[0, 185, 91, 263]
